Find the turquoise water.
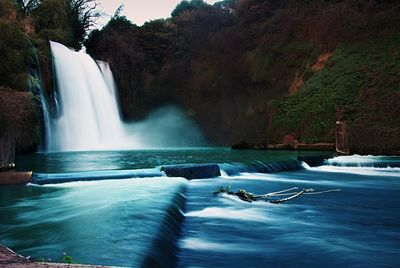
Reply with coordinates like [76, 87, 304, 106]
[15, 148, 327, 173]
[1, 149, 400, 267]
[0, 178, 187, 266]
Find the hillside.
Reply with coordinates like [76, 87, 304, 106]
[85, 0, 400, 154]
[0, 0, 97, 164]
[1, 0, 400, 162]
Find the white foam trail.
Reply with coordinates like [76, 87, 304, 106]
[180, 238, 258, 252]
[185, 207, 268, 222]
[233, 172, 334, 186]
[309, 165, 400, 177]
[325, 154, 400, 166]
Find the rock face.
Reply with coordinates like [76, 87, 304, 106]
[0, 87, 40, 164]
[335, 121, 350, 155]
[0, 172, 32, 185]
[0, 128, 15, 166]
[0, 244, 29, 266]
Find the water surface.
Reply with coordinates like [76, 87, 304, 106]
[2, 149, 399, 267]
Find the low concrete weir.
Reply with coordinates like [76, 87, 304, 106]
[162, 164, 221, 180]
[7, 157, 333, 186]
[142, 184, 187, 267]
[219, 160, 304, 176]
[31, 169, 163, 185]
[297, 155, 330, 167]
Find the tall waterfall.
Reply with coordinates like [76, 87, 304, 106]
[48, 41, 139, 151]
[46, 41, 206, 152]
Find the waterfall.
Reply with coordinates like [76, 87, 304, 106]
[46, 41, 206, 152]
[47, 41, 139, 151]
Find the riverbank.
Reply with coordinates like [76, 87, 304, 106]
[0, 244, 108, 268]
[0, 172, 32, 185]
[232, 142, 335, 151]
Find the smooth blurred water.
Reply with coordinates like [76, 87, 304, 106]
[0, 178, 187, 266]
[49, 41, 134, 151]
[178, 168, 400, 268]
[2, 150, 400, 267]
[15, 148, 323, 173]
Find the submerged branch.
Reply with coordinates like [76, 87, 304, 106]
[214, 186, 341, 204]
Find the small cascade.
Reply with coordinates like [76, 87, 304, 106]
[26, 41, 51, 151]
[97, 60, 121, 116]
[324, 155, 400, 168]
[219, 160, 303, 176]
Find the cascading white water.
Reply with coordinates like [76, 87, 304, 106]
[48, 41, 139, 151]
[47, 41, 206, 152]
[97, 60, 120, 111]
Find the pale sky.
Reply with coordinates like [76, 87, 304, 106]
[96, 0, 221, 27]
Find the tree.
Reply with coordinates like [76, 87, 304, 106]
[69, 0, 99, 42]
[171, 0, 208, 17]
[32, 0, 99, 49]
[14, 0, 39, 15]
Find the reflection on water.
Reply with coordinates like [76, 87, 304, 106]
[2, 150, 400, 267]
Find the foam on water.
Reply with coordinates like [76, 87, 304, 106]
[325, 154, 400, 167]
[180, 238, 259, 253]
[185, 207, 268, 222]
[309, 165, 400, 177]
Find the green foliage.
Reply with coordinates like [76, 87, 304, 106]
[0, 20, 30, 90]
[32, 0, 99, 49]
[86, 1, 400, 148]
[14, 0, 39, 15]
[0, 0, 15, 17]
[271, 35, 400, 143]
[171, 0, 208, 17]
[62, 253, 73, 264]
[35, 257, 46, 262]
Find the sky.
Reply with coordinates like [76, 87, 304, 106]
[96, 0, 221, 27]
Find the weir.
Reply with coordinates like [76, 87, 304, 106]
[27, 160, 309, 185]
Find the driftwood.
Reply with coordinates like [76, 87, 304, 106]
[213, 186, 341, 203]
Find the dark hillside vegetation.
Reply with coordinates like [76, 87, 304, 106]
[0, 0, 98, 163]
[0, 0, 399, 158]
[86, 0, 400, 153]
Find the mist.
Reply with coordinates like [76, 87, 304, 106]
[126, 105, 207, 148]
